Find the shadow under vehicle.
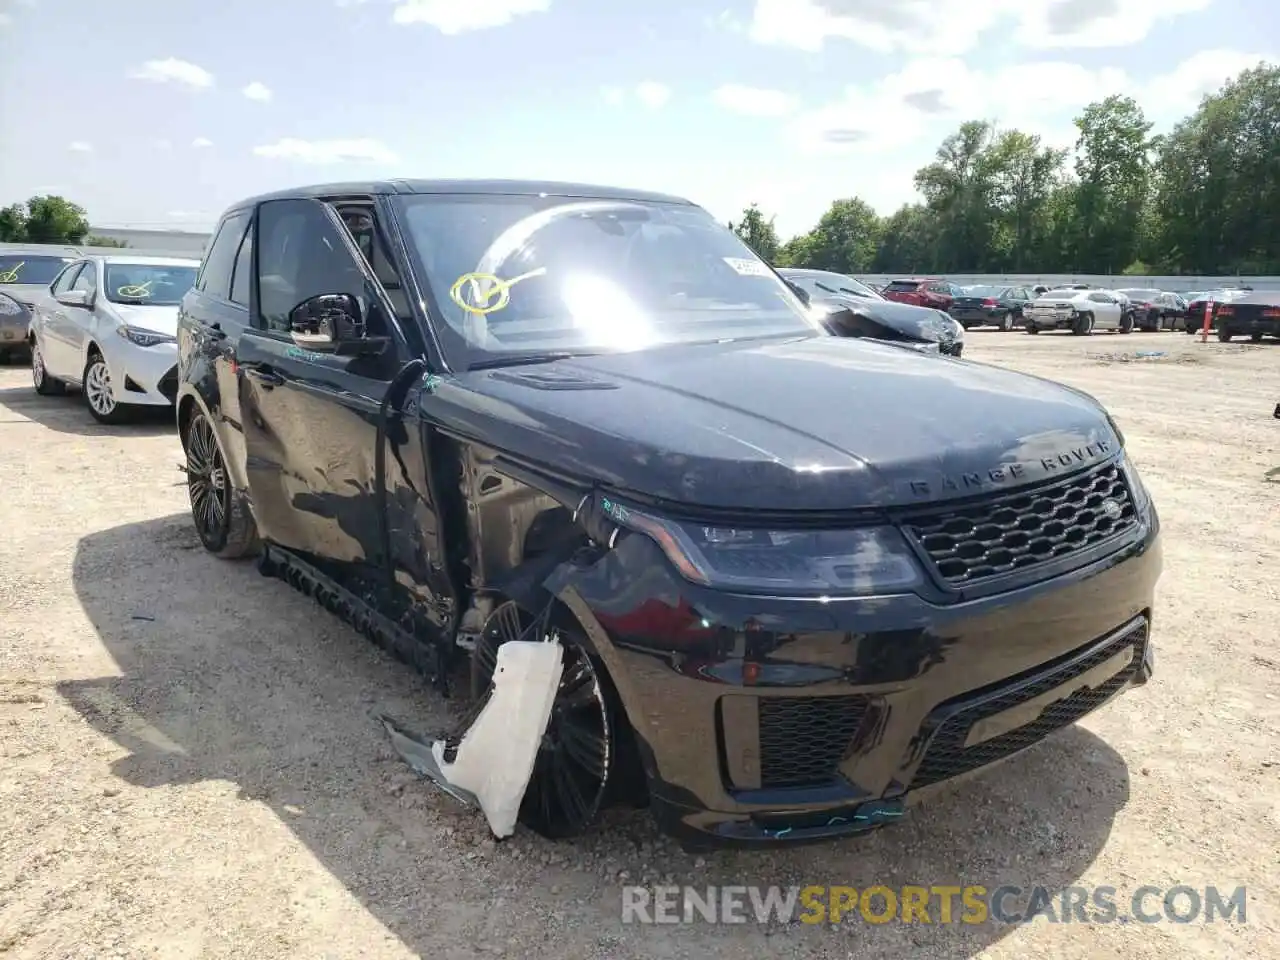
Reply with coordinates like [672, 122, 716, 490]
[778, 267, 965, 356]
[61, 512, 1132, 956]
[173, 178, 1160, 851]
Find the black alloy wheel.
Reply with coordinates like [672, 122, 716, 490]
[471, 600, 613, 838]
[185, 412, 231, 551]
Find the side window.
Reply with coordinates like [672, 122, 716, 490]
[230, 222, 254, 306]
[72, 261, 98, 295]
[198, 212, 250, 300]
[256, 198, 371, 334]
[51, 262, 83, 296]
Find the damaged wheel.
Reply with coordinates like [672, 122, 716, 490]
[473, 600, 613, 839]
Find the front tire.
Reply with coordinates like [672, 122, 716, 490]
[83, 351, 128, 424]
[1072, 312, 1095, 336]
[31, 341, 66, 395]
[184, 410, 260, 558]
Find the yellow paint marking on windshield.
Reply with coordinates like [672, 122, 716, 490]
[0, 263, 24, 283]
[449, 268, 547, 316]
[117, 280, 155, 298]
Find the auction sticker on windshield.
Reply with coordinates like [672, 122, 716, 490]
[723, 257, 771, 277]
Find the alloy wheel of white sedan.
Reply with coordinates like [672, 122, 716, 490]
[83, 353, 127, 424]
[31, 342, 66, 396]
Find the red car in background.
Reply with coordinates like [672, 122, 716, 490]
[881, 277, 964, 310]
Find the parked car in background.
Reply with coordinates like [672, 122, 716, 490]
[0, 249, 76, 315]
[1025, 288, 1129, 335]
[1182, 288, 1251, 334]
[1213, 289, 1280, 342]
[778, 268, 883, 302]
[0, 292, 33, 363]
[1114, 289, 1164, 331]
[175, 178, 1159, 848]
[949, 284, 1035, 331]
[778, 268, 965, 356]
[880, 277, 963, 311]
[28, 254, 199, 422]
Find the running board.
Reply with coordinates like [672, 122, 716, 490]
[257, 542, 448, 692]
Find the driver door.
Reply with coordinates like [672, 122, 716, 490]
[237, 197, 409, 591]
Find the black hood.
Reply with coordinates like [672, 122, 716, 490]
[426, 335, 1120, 512]
[811, 295, 960, 346]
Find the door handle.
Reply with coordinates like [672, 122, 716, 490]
[244, 365, 284, 388]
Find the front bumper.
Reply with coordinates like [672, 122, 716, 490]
[554, 500, 1161, 850]
[99, 337, 179, 406]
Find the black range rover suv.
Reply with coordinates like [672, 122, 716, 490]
[175, 179, 1161, 849]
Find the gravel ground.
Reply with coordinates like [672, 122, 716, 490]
[1, 331, 1277, 959]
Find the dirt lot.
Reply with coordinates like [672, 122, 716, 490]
[0, 331, 1277, 960]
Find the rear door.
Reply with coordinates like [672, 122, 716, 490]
[36, 261, 85, 378]
[237, 196, 409, 590]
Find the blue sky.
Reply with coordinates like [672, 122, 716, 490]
[1, 0, 1275, 239]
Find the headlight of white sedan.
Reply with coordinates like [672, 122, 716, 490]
[116, 325, 177, 347]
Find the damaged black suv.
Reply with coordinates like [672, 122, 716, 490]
[176, 179, 1161, 849]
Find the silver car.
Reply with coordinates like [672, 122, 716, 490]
[0, 249, 77, 361]
[29, 254, 200, 423]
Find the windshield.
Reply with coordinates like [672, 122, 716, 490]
[883, 280, 923, 293]
[0, 255, 73, 285]
[784, 271, 883, 301]
[103, 263, 198, 306]
[964, 285, 1007, 297]
[393, 194, 820, 367]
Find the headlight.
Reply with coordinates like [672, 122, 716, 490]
[117, 325, 176, 347]
[0, 293, 24, 317]
[1118, 454, 1151, 514]
[599, 497, 924, 596]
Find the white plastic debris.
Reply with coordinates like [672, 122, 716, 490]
[382, 639, 563, 838]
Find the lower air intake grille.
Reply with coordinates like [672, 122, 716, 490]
[758, 695, 870, 789]
[903, 461, 1136, 585]
[157, 366, 179, 403]
[908, 618, 1147, 790]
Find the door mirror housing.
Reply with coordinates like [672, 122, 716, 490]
[56, 289, 92, 309]
[287, 293, 388, 356]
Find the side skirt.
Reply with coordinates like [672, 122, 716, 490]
[257, 541, 449, 694]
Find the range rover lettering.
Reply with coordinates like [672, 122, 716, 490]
[176, 179, 1161, 848]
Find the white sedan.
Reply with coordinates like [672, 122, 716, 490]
[1023, 288, 1130, 335]
[29, 255, 199, 423]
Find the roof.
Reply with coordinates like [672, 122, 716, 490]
[227, 178, 695, 213]
[84, 253, 200, 266]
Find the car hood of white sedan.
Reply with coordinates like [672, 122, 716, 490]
[111, 303, 181, 336]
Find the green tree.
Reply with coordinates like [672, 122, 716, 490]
[778, 198, 883, 273]
[728, 204, 781, 262]
[1067, 95, 1153, 273]
[981, 130, 1068, 271]
[86, 235, 128, 248]
[0, 195, 92, 244]
[913, 120, 1001, 271]
[873, 204, 935, 273]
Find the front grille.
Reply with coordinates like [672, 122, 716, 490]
[157, 366, 179, 403]
[758, 695, 870, 789]
[908, 618, 1147, 789]
[903, 462, 1136, 586]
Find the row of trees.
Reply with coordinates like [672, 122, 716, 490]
[0, 195, 124, 247]
[730, 64, 1280, 276]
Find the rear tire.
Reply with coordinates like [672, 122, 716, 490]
[1119, 313, 1134, 334]
[1217, 329, 1232, 342]
[1072, 313, 1095, 336]
[1250, 332, 1263, 343]
[31, 341, 66, 395]
[184, 410, 260, 558]
[999, 311, 1014, 332]
[1025, 323, 1039, 335]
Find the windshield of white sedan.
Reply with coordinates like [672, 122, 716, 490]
[394, 195, 819, 366]
[0, 255, 71, 285]
[104, 264, 198, 306]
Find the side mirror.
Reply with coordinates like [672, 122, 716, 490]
[57, 289, 91, 308]
[785, 280, 810, 306]
[287, 293, 365, 352]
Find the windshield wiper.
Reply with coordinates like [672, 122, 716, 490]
[467, 351, 596, 371]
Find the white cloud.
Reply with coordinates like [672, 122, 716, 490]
[191, 137, 214, 148]
[252, 137, 399, 164]
[748, 0, 1212, 56]
[153, 138, 173, 151]
[601, 81, 673, 109]
[128, 57, 214, 89]
[389, 0, 549, 33]
[68, 141, 92, 153]
[786, 49, 1275, 158]
[635, 81, 672, 109]
[241, 81, 272, 101]
[0, 13, 10, 27]
[712, 84, 798, 117]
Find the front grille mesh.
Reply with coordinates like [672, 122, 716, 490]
[157, 366, 179, 403]
[908, 619, 1147, 789]
[904, 463, 1136, 585]
[758, 695, 870, 789]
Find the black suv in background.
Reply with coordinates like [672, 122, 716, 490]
[175, 179, 1161, 848]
